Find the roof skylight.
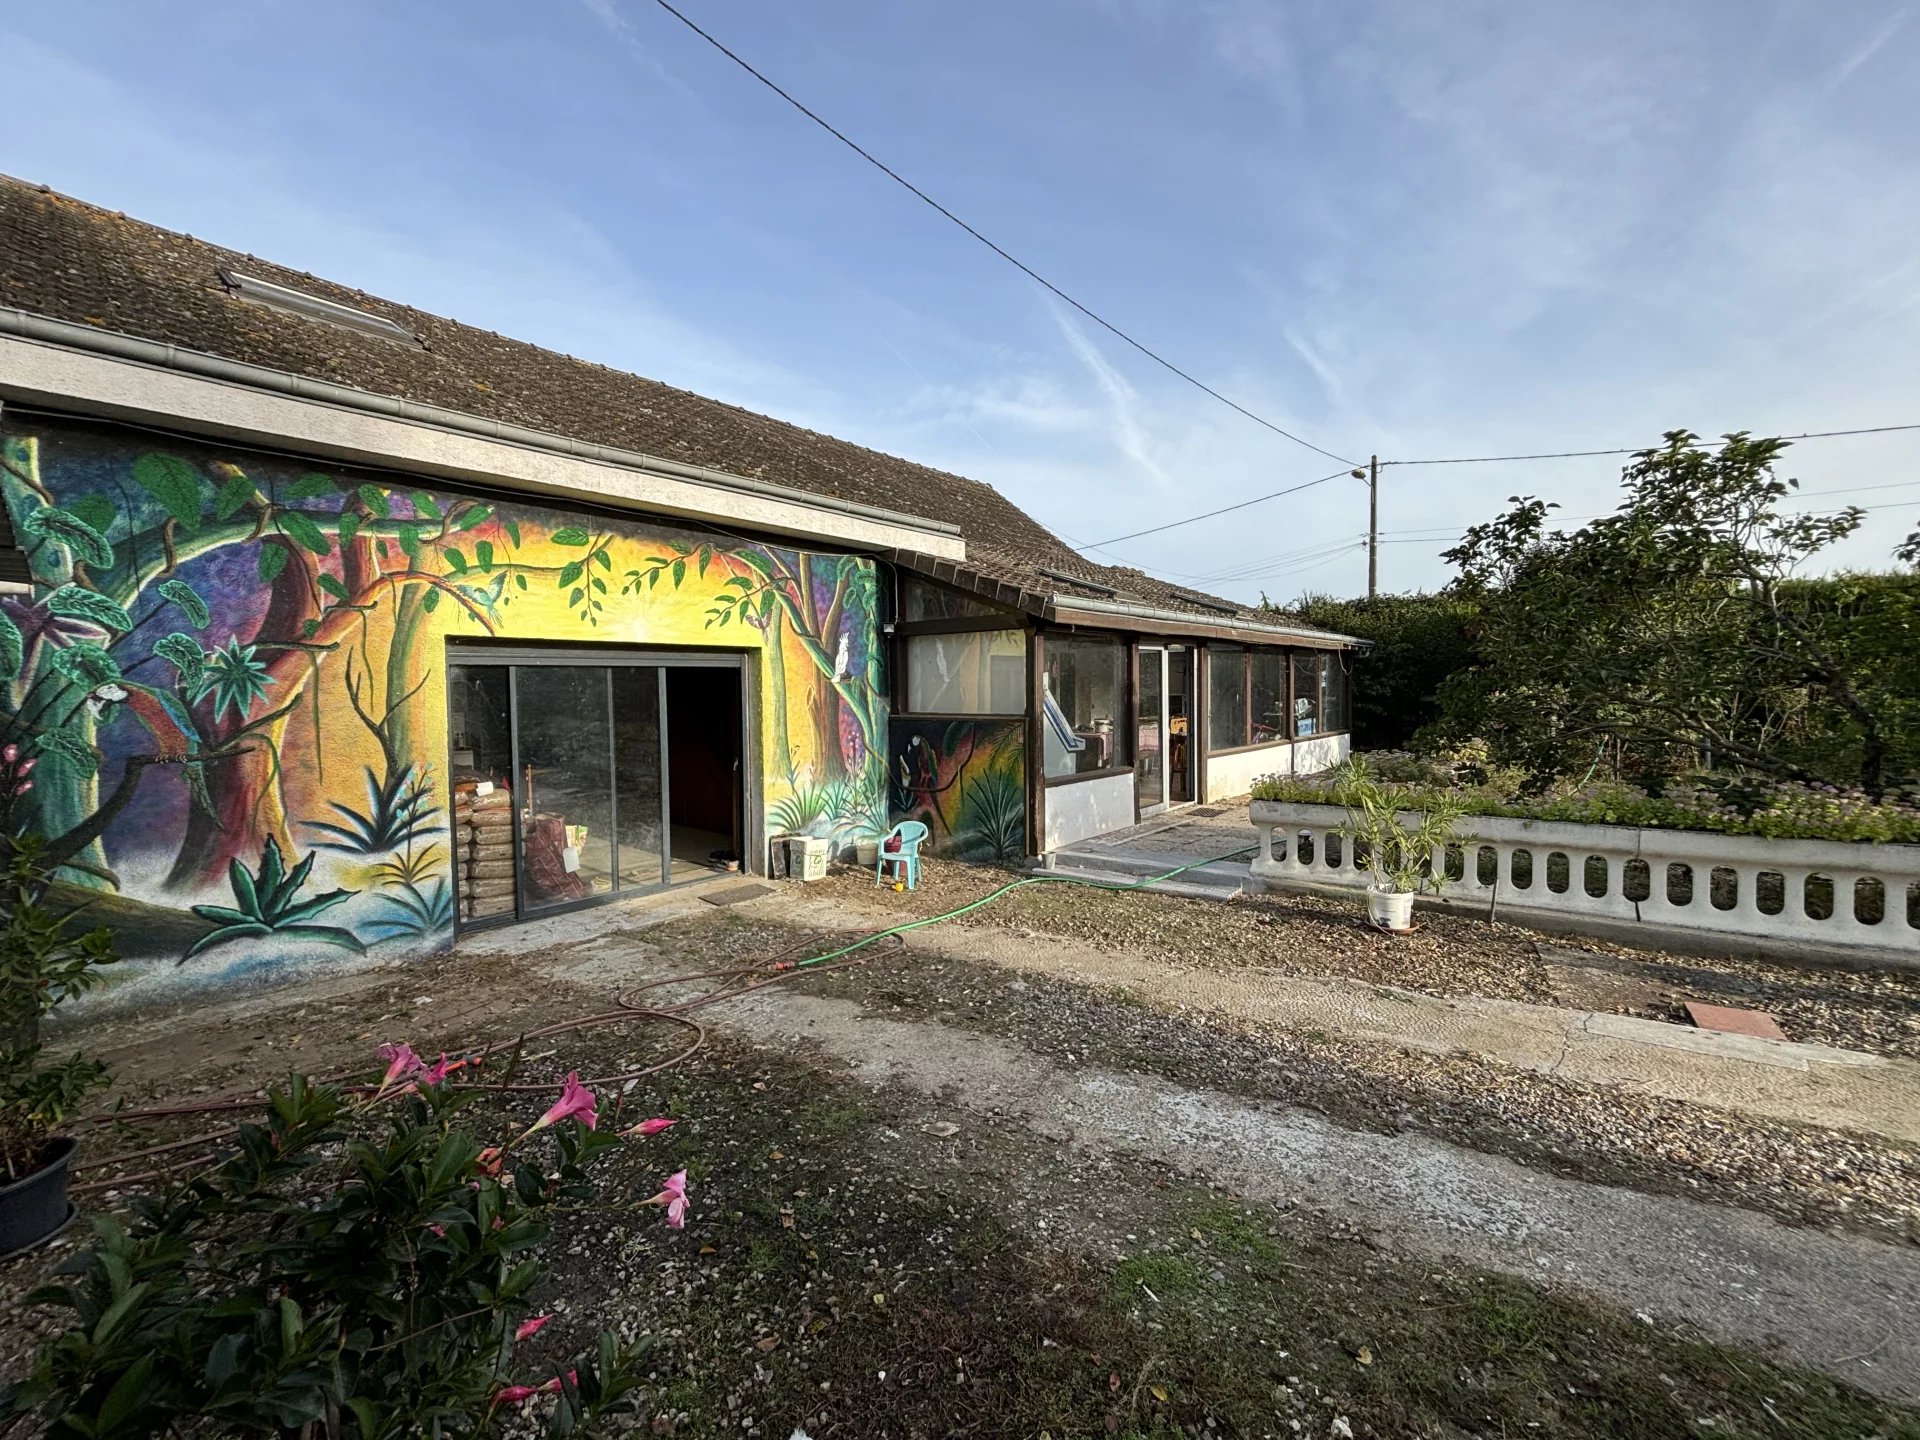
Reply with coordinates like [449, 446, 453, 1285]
[218, 268, 419, 345]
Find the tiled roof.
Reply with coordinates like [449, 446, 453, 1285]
[0, 174, 1345, 638]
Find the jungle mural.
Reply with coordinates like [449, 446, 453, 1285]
[0, 416, 886, 994]
[890, 718, 1026, 864]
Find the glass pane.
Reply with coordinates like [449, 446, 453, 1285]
[1250, 651, 1286, 743]
[449, 665, 516, 922]
[1136, 649, 1164, 804]
[514, 666, 615, 911]
[1207, 646, 1247, 750]
[1042, 636, 1129, 778]
[1323, 656, 1348, 732]
[611, 667, 665, 890]
[905, 630, 1026, 714]
[1292, 654, 1324, 737]
[901, 577, 1012, 621]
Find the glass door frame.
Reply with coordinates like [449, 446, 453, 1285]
[1136, 644, 1171, 817]
[445, 643, 753, 933]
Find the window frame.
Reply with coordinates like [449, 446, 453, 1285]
[1040, 632, 1134, 783]
[1202, 645, 1353, 755]
[900, 628, 1028, 718]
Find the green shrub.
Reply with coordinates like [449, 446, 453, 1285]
[2, 1059, 675, 1436]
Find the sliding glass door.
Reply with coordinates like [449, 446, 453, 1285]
[1136, 646, 1169, 815]
[448, 650, 690, 927]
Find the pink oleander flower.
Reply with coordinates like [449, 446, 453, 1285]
[524, 1072, 597, 1135]
[15, 757, 32, 775]
[427, 1224, 446, 1238]
[494, 1370, 577, 1406]
[376, 1042, 424, 1094]
[646, 1169, 689, 1228]
[621, 1117, 676, 1138]
[2, 744, 15, 764]
[420, 1052, 457, 1086]
[514, 1314, 551, 1342]
[476, 1145, 504, 1177]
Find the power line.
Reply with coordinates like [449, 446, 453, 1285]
[645, 0, 1358, 469]
[1380, 422, 1920, 468]
[1078, 469, 1353, 549]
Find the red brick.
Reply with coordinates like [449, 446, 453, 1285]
[1683, 1001, 1788, 1041]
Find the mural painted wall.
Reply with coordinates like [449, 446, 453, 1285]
[0, 416, 886, 997]
[889, 718, 1026, 864]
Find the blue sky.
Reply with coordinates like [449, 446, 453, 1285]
[6, 0, 1918, 601]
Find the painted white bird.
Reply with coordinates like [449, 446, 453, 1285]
[832, 633, 851, 682]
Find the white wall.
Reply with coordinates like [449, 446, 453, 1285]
[1043, 772, 1137, 851]
[1203, 733, 1349, 803]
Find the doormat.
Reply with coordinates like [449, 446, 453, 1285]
[1189, 806, 1227, 817]
[701, 882, 778, 908]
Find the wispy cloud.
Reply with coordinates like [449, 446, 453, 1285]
[1830, 7, 1908, 90]
[1049, 307, 1176, 489]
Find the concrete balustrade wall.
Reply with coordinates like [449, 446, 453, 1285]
[1249, 799, 1920, 965]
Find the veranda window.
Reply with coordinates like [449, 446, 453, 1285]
[905, 630, 1026, 714]
[1206, 645, 1247, 750]
[1043, 636, 1129, 777]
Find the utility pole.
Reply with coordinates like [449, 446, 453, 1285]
[1350, 457, 1380, 598]
[1367, 454, 1379, 598]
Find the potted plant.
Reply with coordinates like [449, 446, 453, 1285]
[1332, 759, 1470, 934]
[0, 839, 119, 1258]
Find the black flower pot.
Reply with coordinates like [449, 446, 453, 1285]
[0, 1136, 78, 1260]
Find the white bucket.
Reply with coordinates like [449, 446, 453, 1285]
[1366, 886, 1415, 932]
[854, 838, 881, 867]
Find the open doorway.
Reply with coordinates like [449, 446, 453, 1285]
[665, 666, 744, 879]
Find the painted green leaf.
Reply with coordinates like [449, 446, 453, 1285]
[697, 548, 711, 577]
[67, 494, 117, 537]
[445, 548, 467, 574]
[213, 473, 259, 520]
[158, 578, 211, 628]
[278, 511, 330, 556]
[422, 587, 441, 614]
[44, 584, 132, 632]
[285, 474, 334, 500]
[154, 632, 205, 687]
[259, 541, 290, 584]
[0, 609, 20, 684]
[726, 576, 754, 591]
[590, 575, 606, 594]
[412, 492, 442, 522]
[131, 453, 206, 533]
[317, 574, 349, 601]
[551, 527, 592, 547]
[33, 727, 99, 777]
[568, 588, 584, 607]
[647, 569, 661, 590]
[474, 540, 494, 571]
[357, 484, 391, 518]
[301, 618, 321, 639]
[503, 519, 522, 548]
[456, 504, 491, 531]
[21, 507, 115, 568]
[336, 513, 361, 547]
[397, 524, 422, 562]
[558, 560, 584, 588]
[515, 573, 528, 591]
[593, 548, 612, 571]
[49, 642, 121, 688]
[671, 558, 686, 588]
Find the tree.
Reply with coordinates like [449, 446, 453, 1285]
[1438, 431, 1904, 794]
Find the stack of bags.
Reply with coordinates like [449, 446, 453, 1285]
[453, 778, 515, 919]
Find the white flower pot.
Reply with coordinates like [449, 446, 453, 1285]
[1366, 885, 1415, 933]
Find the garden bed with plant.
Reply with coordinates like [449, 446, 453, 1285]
[1252, 749, 1920, 845]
